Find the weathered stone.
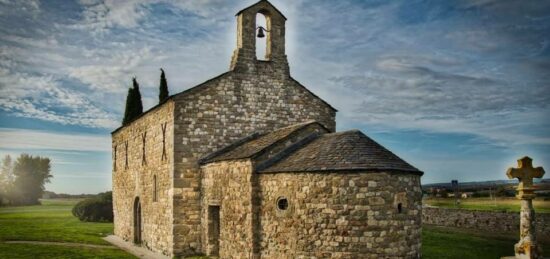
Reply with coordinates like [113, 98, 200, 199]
[111, 1, 422, 258]
[422, 207, 550, 237]
[505, 157, 546, 259]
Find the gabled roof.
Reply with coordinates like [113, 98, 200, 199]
[200, 120, 327, 164]
[200, 121, 423, 175]
[259, 130, 422, 174]
[236, 0, 287, 20]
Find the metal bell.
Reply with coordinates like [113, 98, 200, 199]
[257, 27, 265, 38]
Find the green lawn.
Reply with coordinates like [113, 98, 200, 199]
[424, 197, 550, 213]
[423, 225, 550, 258]
[2, 199, 549, 258]
[0, 199, 135, 259]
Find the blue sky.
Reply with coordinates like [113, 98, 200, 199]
[0, 0, 549, 194]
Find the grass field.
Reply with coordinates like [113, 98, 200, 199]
[424, 197, 550, 213]
[0, 199, 135, 259]
[423, 225, 549, 258]
[1, 198, 549, 258]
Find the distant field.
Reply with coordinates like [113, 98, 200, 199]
[424, 197, 550, 213]
[2, 198, 549, 258]
[0, 199, 135, 259]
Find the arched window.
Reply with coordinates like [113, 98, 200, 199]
[153, 175, 158, 202]
[256, 12, 268, 61]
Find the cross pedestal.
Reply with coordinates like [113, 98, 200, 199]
[504, 156, 545, 259]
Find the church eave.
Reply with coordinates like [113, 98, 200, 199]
[257, 167, 424, 176]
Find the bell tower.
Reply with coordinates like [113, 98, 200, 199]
[230, 0, 289, 74]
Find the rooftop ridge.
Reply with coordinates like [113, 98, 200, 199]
[200, 120, 328, 164]
[199, 132, 262, 165]
[258, 128, 423, 175]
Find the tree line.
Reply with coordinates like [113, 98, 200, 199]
[0, 154, 52, 206]
[122, 68, 170, 125]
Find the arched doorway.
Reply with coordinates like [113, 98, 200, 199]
[133, 197, 142, 245]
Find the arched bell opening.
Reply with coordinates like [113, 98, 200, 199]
[255, 11, 271, 61]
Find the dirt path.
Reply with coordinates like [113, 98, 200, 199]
[3, 240, 117, 249]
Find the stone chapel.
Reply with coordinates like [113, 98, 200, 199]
[111, 1, 423, 258]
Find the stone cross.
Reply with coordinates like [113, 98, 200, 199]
[507, 157, 545, 199]
[506, 156, 545, 259]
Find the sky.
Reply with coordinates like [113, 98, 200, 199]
[0, 0, 549, 194]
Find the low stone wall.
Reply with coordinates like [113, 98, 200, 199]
[422, 207, 550, 239]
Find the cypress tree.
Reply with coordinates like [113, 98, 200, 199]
[159, 68, 169, 103]
[132, 77, 143, 117]
[121, 77, 144, 125]
[122, 87, 135, 125]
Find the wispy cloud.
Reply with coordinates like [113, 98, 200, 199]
[0, 70, 119, 128]
[0, 128, 110, 152]
[0, 0, 549, 191]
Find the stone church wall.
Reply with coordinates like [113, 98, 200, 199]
[258, 172, 422, 259]
[423, 207, 550, 239]
[112, 101, 175, 256]
[171, 70, 336, 255]
[200, 160, 255, 258]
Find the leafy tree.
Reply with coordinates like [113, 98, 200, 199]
[122, 77, 144, 125]
[11, 154, 52, 205]
[0, 155, 13, 206]
[159, 68, 169, 103]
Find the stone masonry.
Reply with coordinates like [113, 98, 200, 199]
[111, 1, 423, 258]
[258, 172, 422, 258]
[112, 101, 174, 255]
[112, 1, 335, 257]
[198, 121, 423, 258]
[422, 207, 550, 240]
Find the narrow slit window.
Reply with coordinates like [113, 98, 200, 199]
[161, 123, 167, 161]
[124, 141, 129, 170]
[141, 132, 147, 166]
[153, 175, 158, 202]
[113, 145, 117, 171]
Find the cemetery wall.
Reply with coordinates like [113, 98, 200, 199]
[422, 207, 550, 239]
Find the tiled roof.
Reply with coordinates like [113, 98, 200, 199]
[201, 120, 325, 163]
[259, 130, 422, 174]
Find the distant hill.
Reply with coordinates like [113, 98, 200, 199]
[42, 191, 103, 199]
[422, 178, 550, 193]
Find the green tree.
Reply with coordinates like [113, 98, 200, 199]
[11, 154, 52, 205]
[122, 77, 144, 125]
[122, 87, 135, 125]
[132, 77, 143, 116]
[159, 68, 169, 103]
[0, 155, 14, 206]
